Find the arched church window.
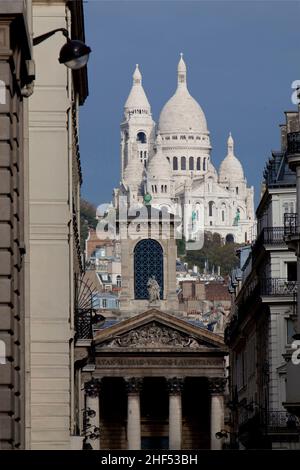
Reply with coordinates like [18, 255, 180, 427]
[165, 185, 167, 193]
[173, 157, 178, 170]
[181, 157, 186, 170]
[208, 201, 214, 217]
[189, 157, 194, 170]
[226, 233, 234, 244]
[134, 239, 164, 299]
[203, 158, 206, 171]
[222, 211, 225, 222]
[196, 157, 201, 171]
[161, 185, 164, 193]
[137, 132, 147, 144]
[236, 187, 239, 195]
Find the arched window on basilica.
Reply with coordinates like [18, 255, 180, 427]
[137, 131, 147, 143]
[189, 157, 194, 170]
[196, 157, 201, 171]
[173, 157, 178, 170]
[181, 157, 186, 170]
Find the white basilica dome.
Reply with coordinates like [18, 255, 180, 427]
[158, 54, 208, 134]
[219, 133, 244, 182]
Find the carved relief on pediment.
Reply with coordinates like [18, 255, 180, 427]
[99, 321, 205, 349]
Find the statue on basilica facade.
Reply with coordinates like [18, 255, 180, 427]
[147, 276, 161, 302]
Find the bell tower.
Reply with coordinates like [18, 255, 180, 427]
[121, 64, 155, 187]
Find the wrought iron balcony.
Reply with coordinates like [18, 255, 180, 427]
[284, 213, 299, 236]
[287, 131, 300, 156]
[263, 411, 300, 432]
[252, 227, 285, 258]
[75, 274, 99, 341]
[261, 278, 297, 297]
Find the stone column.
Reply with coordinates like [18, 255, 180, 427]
[167, 377, 184, 450]
[125, 377, 143, 450]
[208, 378, 226, 450]
[84, 378, 101, 450]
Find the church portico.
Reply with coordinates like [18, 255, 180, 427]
[81, 309, 227, 450]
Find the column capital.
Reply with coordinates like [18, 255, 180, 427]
[208, 377, 226, 395]
[84, 378, 101, 397]
[167, 377, 184, 394]
[125, 377, 143, 394]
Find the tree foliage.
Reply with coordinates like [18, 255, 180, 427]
[80, 198, 97, 250]
[183, 231, 240, 275]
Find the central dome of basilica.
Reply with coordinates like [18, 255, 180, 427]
[158, 54, 208, 135]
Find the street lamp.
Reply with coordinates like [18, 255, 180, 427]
[33, 28, 91, 70]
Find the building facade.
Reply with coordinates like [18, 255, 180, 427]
[226, 112, 300, 449]
[26, 0, 89, 450]
[74, 56, 233, 451]
[0, 0, 34, 450]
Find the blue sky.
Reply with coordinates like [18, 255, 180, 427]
[80, 0, 300, 208]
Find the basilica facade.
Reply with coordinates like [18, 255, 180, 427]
[113, 54, 255, 244]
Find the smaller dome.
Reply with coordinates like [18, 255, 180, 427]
[219, 133, 244, 182]
[124, 64, 151, 113]
[147, 134, 171, 179]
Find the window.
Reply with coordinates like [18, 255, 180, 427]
[188, 136, 194, 140]
[208, 201, 214, 217]
[102, 298, 107, 308]
[196, 157, 201, 171]
[116, 275, 122, 288]
[172, 135, 178, 140]
[137, 132, 147, 143]
[173, 157, 178, 170]
[287, 318, 296, 344]
[203, 158, 206, 171]
[189, 157, 194, 170]
[236, 186, 239, 195]
[181, 156, 186, 170]
[180, 135, 186, 140]
[134, 239, 164, 299]
[287, 262, 297, 281]
[222, 211, 225, 222]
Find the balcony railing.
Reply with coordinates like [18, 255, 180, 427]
[287, 131, 300, 155]
[284, 213, 299, 236]
[263, 411, 300, 432]
[261, 278, 297, 296]
[75, 274, 98, 340]
[252, 227, 285, 257]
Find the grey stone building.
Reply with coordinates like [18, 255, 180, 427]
[0, 0, 34, 449]
[226, 111, 300, 449]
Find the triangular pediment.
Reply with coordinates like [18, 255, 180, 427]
[94, 309, 227, 352]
